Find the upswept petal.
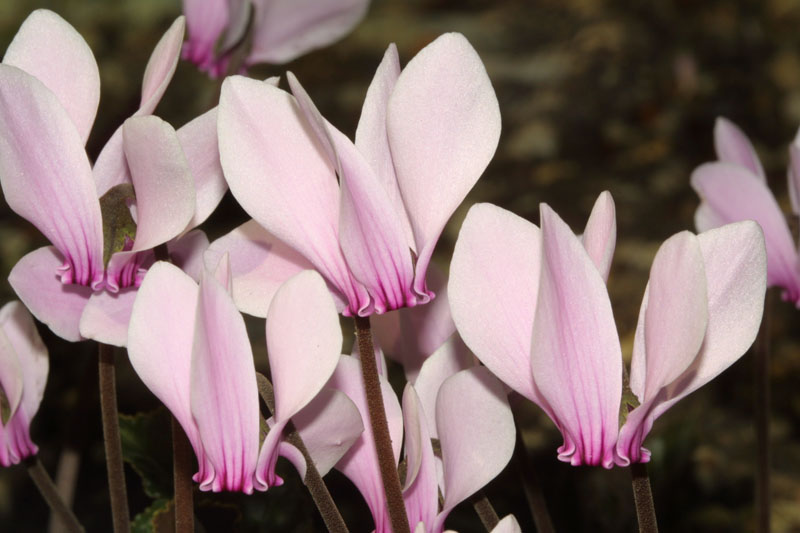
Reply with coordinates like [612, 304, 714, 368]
[140, 17, 185, 114]
[580, 191, 617, 281]
[204, 220, 316, 317]
[355, 43, 415, 253]
[218, 76, 368, 314]
[0, 302, 47, 423]
[491, 515, 522, 533]
[287, 73, 417, 313]
[168, 229, 211, 282]
[435, 367, 515, 530]
[694, 201, 725, 233]
[387, 33, 501, 296]
[531, 204, 622, 468]
[449, 203, 543, 404]
[247, 0, 369, 65]
[9, 247, 92, 342]
[78, 288, 138, 347]
[190, 262, 260, 493]
[0, 317, 24, 419]
[714, 117, 766, 180]
[789, 136, 800, 217]
[402, 385, 438, 532]
[691, 162, 800, 299]
[0, 65, 104, 288]
[181, 0, 230, 68]
[3, 9, 100, 144]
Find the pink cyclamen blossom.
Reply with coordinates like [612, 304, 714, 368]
[182, 0, 370, 77]
[692, 117, 800, 305]
[0, 11, 227, 346]
[127, 258, 362, 493]
[0, 302, 48, 467]
[216, 32, 500, 317]
[449, 194, 767, 467]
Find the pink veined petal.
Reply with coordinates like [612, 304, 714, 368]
[0, 407, 38, 466]
[140, 17, 185, 114]
[218, 76, 368, 314]
[435, 368, 515, 531]
[0, 65, 104, 288]
[287, 72, 417, 314]
[204, 220, 317, 317]
[181, 0, 230, 69]
[449, 203, 544, 405]
[355, 43, 415, 254]
[292, 388, 364, 477]
[8, 247, 93, 342]
[247, 0, 369, 65]
[580, 191, 617, 282]
[177, 108, 227, 231]
[788, 139, 800, 217]
[530, 204, 622, 468]
[127, 262, 207, 482]
[331, 355, 403, 533]
[387, 33, 501, 298]
[0, 302, 47, 422]
[629, 232, 709, 403]
[371, 264, 456, 381]
[691, 162, 800, 301]
[168, 229, 211, 282]
[190, 263, 260, 494]
[714, 117, 766, 180]
[3, 9, 100, 145]
[402, 385, 438, 532]
[78, 288, 138, 347]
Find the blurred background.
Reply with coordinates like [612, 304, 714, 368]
[1, 0, 800, 531]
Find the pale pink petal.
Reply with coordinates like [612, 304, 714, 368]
[402, 385, 438, 531]
[491, 515, 522, 533]
[530, 204, 621, 468]
[204, 220, 317, 317]
[0, 325, 23, 420]
[354, 43, 415, 253]
[691, 162, 800, 300]
[168, 229, 211, 282]
[714, 117, 766, 180]
[218, 76, 368, 315]
[449, 203, 542, 404]
[0, 302, 47, 420]
[8, 247, 92, 342]
[140, 17, 185, 114]
[292, 388, 364, 476]
[247, 0, 369, 65]
[78, 288, 138, 347]
[788, 138, 800, 216]
[127, 262, 207, 481]
[92, 127, 128, 197]
[3, 9, 100, 144]
[694, 201, 725, 234]
[580, 191, 617, 281]
[435, 367, 515, 529]
[287, 72, 416, 313]
[0, 65, 104, 288]
[190, 264, 260, 493]
[177, 108, 227, 231]
[181, 0, 229, 69]
[387, 33, 501, 297]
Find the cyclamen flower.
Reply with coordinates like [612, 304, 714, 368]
[216, 32, 500, 316]
[182, 0, 370, 77]
[127, 260, 362, 492]
[449, 194, 766, 467]
[0, 302, 48, 467]
[692, 117, 800, 305]
[0, 11, 227, 345]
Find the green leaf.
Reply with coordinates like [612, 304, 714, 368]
[100, 183, 137, 266]
[119, 407, 174, 499]
[131, 498, 174, 533]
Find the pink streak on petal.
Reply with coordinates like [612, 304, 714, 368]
[714, 117, 766, 180]
[181, 0, 229, 69]
[401, 385, 438, 532]
[79, 288, 138, 347]
[0, 302, 47, 426]
[580, 191, 617, 282]
[387, 33, 501, 299]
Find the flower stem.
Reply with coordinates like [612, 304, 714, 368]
[98, 343, 130, 533]
[255, 373, 349, 533]
[513, 427, 555, 533]
[26, 456, 85, 532]
[755, 290, 773, 533]
[172, 416, 194, 533]
[354, 316, 410, 533]
[630, 462, 658, 533]
[470, 490, 500, 531]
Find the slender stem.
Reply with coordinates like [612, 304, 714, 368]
[48, 448, 81, 533]
[98, 344, 130, 533]
[26, 457, 85, 533]
[255, 373, 349, 533]
[513, 427, 555, 533]
[470, 490, 500, 531]
[172, 417, 194, 533]
[630, 462, 658, 533]
[354, 316, 410, 533]
[755, 290, 773, 533]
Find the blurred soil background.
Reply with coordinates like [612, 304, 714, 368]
[1, 0, 800, 531]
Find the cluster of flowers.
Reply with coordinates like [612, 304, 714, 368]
[0, 4, 781, 532]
